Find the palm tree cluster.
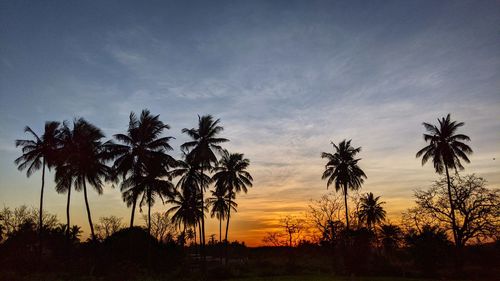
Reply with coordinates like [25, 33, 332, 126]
[320, 114, 472, 241]
[15, 110, 253, 254]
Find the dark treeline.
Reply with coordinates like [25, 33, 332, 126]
[1, 112, 499, 281]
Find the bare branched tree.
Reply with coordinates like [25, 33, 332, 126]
[95, 216, 123, 240]
[406, 174, 499, 247]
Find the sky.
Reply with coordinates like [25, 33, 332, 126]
[0, 0, 499, 246]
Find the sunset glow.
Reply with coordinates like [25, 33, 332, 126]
[1, 1, 499, 248]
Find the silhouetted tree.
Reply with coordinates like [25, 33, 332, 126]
[411, 174, 499, 248]
[206, 186, 236, 243]
[212, 150, 253, 243]
[54, 118, 113, 241]
[416, 114, 473, 246]
[135, 157, 175, 235]
[321, 139, 367, 230]
[167, 189, 204, 243]
[379, 224, 402, 253]
[168, 158, 209, 244]
[109, 110, 174, 227]
[142, 212, 177, 242]
[358, 192, 386, 230]
[307, 192, 344, 245]
[15, 121, 61, 243]
[95, 216, 123, 240]
[181, 115, 228, 248]
[405, 225, 451, 276]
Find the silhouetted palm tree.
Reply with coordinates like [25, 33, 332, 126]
[167, 188, 204, 239]
[321, 139, 367, 230]
[109, 110, 174, 227]
[54, 158, 75, 238]
[212, 150, 252, 244]
[181, 115, 228, 247]
[358, 192, 386, 230]
[169, 158, 210, 245]
[206, 186, 237, 242]
[416, 114, 472, 246]
[15, 121, 61, 241]
[135, 157, 175, 235]
[379, 224, 402, 252]
[54, 118, 113, 241]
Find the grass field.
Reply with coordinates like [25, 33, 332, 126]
[227, 275, 435, 281]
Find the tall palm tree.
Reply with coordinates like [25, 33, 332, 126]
[55, 118, 113, 241]
[109, 109, 174, 227]
[358, 192, 386, 230]
[416, 114, 472, 246]
[212, 150, 253, 244]
[15, 121, 61, 241]
[206, 186, 237, 243]
[181, 115, 228, 247]
[321, 139, 367, 230]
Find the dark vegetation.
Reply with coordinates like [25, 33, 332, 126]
[1, 112, 499, 280]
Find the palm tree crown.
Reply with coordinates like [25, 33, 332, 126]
[212, 150, 253, 194]
[416, 113, 473, 174]
[321, 139, 366, 192]
[15, 121, 61, 175]
[358, 192, 386, 229]
[181, 115, 228, 169]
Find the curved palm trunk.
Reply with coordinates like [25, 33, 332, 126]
[66, 186, 71, 238]
[147, 190, 152, 235]
[225, 207, 231, 242]
[219, 216, 223, 262]
[200, 187, 206, 246]
[82, 181, 96, 241]
[198, 221, 203, 247]
[39, 160, 45, 256]
[130, 197, 137, 228]
[193, 223, 196, 246]
[224, 197, 232, 265]
[445, 166, 458, 245]
[344, 184, 350, 230]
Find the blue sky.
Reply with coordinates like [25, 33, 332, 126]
[1, 0, 499, 245]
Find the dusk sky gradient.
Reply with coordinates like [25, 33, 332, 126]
[1, 0, 499, 245]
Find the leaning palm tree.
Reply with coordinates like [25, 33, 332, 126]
[321, 139, 367, 230]
[416, 114, 472, 246]
[109, 109, 174, 227]
[15, 121, 61, 241]
[206, 186, 237, 243]
[212, 150, 253, 243]
[358, 192, 386, 230]
[181, 115, 228, 247]
[55, 118, 113, 241]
